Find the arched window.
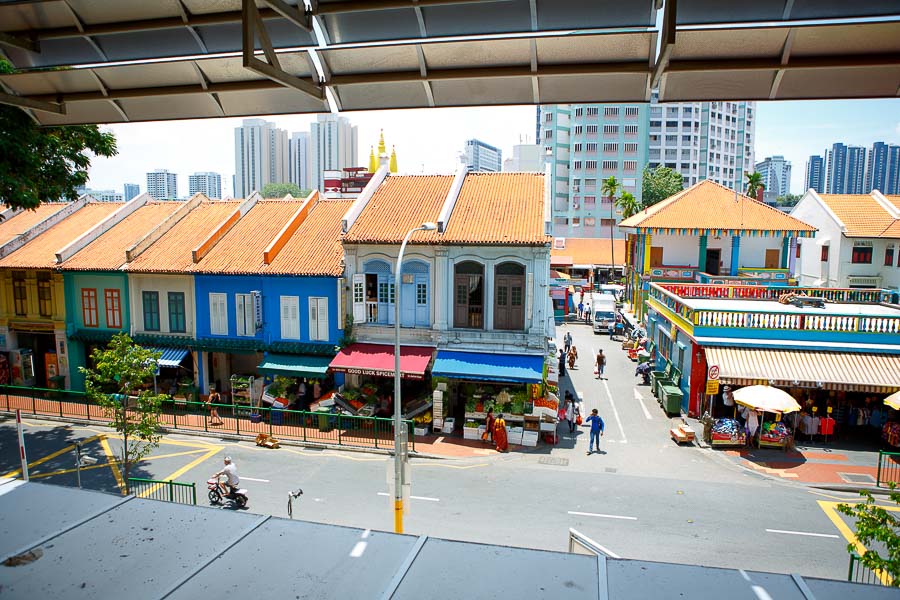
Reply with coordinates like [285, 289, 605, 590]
[494, 262, 525, 330]
[453, 261, 484, 329]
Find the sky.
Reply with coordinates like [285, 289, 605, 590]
[86, 99, 900, 199]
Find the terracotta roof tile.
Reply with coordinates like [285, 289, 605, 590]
[60, 202, 182, 271]
[0, 203, 123, 269]
[619, 180, 816, 234]
[885, 195, 900, 211]
[192, 200, 305, 274]
[0, 203, 68, 247]
[342, 175, 451, 244]
[127, 201, 241, 273]
[818, 194, 896, 238]
[441, 172, 550, 245]
[550, 238, 626, 267]
[264, 199, 353, 276]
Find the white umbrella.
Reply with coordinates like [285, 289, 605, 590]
[884, 390, 900, 411]
[732, 385, 801, 414]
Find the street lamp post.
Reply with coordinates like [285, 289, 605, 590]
[393, 221, 437, 534]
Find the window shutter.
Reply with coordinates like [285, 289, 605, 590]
[236, 294, 246, 335]
[317, 298, 328, 341]
[245, 297, 255, 335]
[280, 296, 299, 340]
[352, 273, 365, 323]
[280, 297, 290, 339]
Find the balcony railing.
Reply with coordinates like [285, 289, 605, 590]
[366, 301, 379, 323]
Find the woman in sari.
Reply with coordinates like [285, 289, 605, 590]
[493, 413, 509, 452]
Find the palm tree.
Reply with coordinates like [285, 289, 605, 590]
[615, 191, 640, 219]
[745, 171, 765, 200]
[601, 176, 621, 282]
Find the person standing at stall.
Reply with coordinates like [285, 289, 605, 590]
[484, 408, 495, 443]
[494, 413, 509, 452]
[565, 399, 576, 434]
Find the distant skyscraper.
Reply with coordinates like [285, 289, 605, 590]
[503, 144, 543, 172]
[188, 172, 222, 198]
[289, 132, 311, 191]
[535, 106, 542, 148]
[805, 155, 825, 193]
[755, 155, 791, 203]
[83, 189, 123, 202]
[233, 118, 289, 198]
[146, 169, 178, 199]
[123, 183, 140, 201]
[310, 114, 358, 192]
[825, 143, 866, 194]
[464, 139, 502, 172]
[866, 141, 900, 194]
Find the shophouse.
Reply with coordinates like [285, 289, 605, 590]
[619, 180, 816, 319]
[336, 167, 554, 436]
[791, 190, 900, 292]
[0, 200, 124, 388]
[644, 282, 900, 422]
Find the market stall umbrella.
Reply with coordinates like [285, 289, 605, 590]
[884, 390, 900, 411]
[732, 385, 801, 414]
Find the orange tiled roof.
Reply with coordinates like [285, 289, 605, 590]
[881, 221, 900, 238]
[550, 238, 627, 266]
[818, 193, 897, 238]
[618, 180, 816, 234]
[127, 201, 240, 273]
[264, 199, 353, 276]
[0, 203, 123, 269]
[60, 202, 182, 271]
[884, 195, 900, 211]
[343, 175, 450, 244]
[440, 172, 550, 245]
[192, 200, 305, 274]
[0, 203, 68, 247]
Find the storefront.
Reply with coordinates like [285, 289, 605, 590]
[431, 350, 555, 446]
[257, 353, 335, 410]
[148, 347, 195, 401]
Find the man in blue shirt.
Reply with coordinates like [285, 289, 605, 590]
[585, 408, 605, 454]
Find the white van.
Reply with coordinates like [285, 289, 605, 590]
[592, 296, 617, 334]
[598, 284, 625, 308]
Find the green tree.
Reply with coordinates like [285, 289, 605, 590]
[80, 333, 166, 495]
[260, 182, 310, 198]
[744, 171, 765, 199]
[776, 193, 802, 207]
[601, 176, 621, 280]
[615, 190, 641, 219]
[838, 486, 900, 586]
[641, 165, 684, 207]
[0, 59, 117, 211]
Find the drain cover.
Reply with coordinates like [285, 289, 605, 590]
[838, 473, 876, 484]
[538, 457, 569, 467]
[605, 467, 617, 473]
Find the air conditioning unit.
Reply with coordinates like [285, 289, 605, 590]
[572, 186, 580, 192]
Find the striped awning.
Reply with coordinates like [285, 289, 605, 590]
[150, 347, 190, 368]
[704, 347, 900, 393]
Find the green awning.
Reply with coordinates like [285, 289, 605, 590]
[258, 353, 332, 378]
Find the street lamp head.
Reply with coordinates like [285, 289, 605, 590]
[419, 222, 437, 231]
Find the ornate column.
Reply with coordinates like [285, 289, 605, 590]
[434, 247, 449, 332]
[730, 235, 741, 276]
[698, 234, 708, 273]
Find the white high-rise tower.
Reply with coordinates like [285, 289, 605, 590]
[233, 118, 289, 198]
[310, 115, 358, 191]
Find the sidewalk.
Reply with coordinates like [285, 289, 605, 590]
[717, 443, 885, 486]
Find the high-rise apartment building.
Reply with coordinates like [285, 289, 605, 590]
[804, 155, 825, 193]
[123, 183, 140, 201]
[866, 141, 900, 194]
[755, 155, 791, 203]
[289, 132, 311, 192]
[464, 139, 502, 172]
[502, 144, 544, 172]
[83, 189, 123, 202]
[310, 114, 358, 192]
[825, 143, 866, 194]
[233, 118, 289, 198]
[188, 172, 222, 198]
[648, 95, 756, 191]
[541, 103, 649, 239]
[146, 169, 178, 199]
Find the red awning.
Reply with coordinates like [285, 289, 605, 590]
[329, 343, 434, 380]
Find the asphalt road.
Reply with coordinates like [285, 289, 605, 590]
[0, 313, 868, 581]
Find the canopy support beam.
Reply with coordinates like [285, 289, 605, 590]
[0, 91, 65, 114]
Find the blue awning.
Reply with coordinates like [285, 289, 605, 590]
[432, 351, 544, 384]
[258, 354, 332, 379]
[153, 347, 190, 368]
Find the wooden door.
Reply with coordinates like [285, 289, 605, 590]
[705, 249, 721, 275]
[765, 249, 780, 269]
[650, 246, 664, 267]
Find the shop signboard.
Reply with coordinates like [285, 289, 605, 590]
[335, 366, 425, 380]
[707, 365, 720, 381]
[705, 380, 720, 395]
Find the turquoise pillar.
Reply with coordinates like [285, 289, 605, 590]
[781, 235, 790, 269]
[698, 234, 708, 273]
[730, 235, 741, 276]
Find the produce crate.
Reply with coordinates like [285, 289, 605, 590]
[522, 431, 539, 447]
[414, 426, 429, 436]
[463, 427, 481, 440]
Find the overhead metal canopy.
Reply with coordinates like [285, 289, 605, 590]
[0, 0, 898, 125]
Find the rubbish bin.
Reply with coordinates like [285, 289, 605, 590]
[317, 410, 331, 432]
[271, 407, 283, 425]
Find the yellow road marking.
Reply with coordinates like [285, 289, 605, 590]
[99, 436, 126, 494]
[0, 433, 104, 479]
[818, 500, 897, 586]
[137, 445, 223, 500]
[28, 462, 113, 479]
[24, 448, 210, 480]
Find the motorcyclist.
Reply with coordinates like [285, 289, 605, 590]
[213, 456, 240, 497]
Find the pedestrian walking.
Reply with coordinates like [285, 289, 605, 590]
[584, 301, 591, 324]
[564, 331, 573, 354]
[565, 399, 576, 433]
[585, 408, 605, 454]
[595, 350, 606, 379]
[577, 301, 584, 321]
[207, 390, 223, 426]
[484, 408, 495, 442]
[494, 413, 509, 452]
[558, 348, 567, 377]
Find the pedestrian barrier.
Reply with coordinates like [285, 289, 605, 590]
[0, 385, 415, 454]
[128, 478, 197, 505]
[875, 450, 900, 488]
[847, 552, 892, 586]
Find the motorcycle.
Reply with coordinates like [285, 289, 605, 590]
[635, 362, 652, 386]
[207, 475, 249, 508]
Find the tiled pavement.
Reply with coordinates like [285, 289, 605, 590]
[720, 445, 886, 486]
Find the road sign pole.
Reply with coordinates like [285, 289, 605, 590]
[16, 409, 28, 481]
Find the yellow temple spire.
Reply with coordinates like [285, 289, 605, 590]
[368, 145, 377, 173]
[389, 145, 398, 173]
[377, 129, 387, 155]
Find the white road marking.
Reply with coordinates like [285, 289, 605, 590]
[241, 477, 270, 483]
[377, 492, 440, 502]
[765, 529, 839, 539]
[567, 511, 637, 521]
[350, 541, 367, 557]
[633, 389, 653, 420]
[602, 379, 627, 444]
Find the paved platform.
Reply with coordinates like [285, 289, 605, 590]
[719, 443, 887, 487]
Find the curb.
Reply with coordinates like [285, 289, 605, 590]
[807, 484, 895, 497]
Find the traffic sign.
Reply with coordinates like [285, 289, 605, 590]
[707, 365, 720, 381]
[705, 380, 720, 395]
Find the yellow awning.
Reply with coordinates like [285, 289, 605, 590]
[704, 347, 900, 393]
